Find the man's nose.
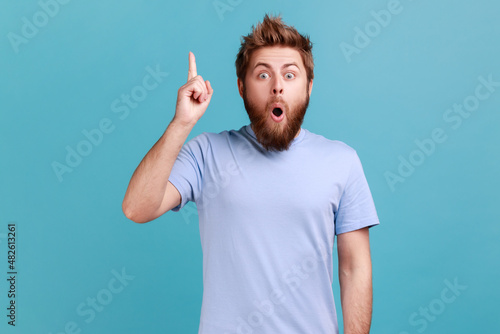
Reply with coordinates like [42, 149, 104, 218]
[272, 76, 283, 95]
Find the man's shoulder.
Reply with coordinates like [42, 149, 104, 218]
[183, 125, 248, 149]
[191, 125, 248, 142]
[302, 128, 357, 155]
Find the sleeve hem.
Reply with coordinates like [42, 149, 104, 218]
[335, 217, 380, 235]
[168, 176, 187, 212]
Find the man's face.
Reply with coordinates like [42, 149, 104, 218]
[238, 46, 313, 152]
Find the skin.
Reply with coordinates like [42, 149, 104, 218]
[122, 48, 374, 333]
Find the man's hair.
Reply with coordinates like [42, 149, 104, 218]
[235, 13, 314, 85]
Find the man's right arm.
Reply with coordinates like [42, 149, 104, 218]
[122, 119, 194, 223]
[122, 51, 213, 223]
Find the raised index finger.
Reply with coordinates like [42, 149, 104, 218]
[188, 51, 197, 81]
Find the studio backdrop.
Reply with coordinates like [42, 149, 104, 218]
[1, 0, 499, 333]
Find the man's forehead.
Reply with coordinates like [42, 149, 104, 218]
[249, 46, 303, 68]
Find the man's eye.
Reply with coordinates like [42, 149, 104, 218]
[285, 73, 295, 79]
[259, 73, 269, 79]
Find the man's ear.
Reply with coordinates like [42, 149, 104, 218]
[308, 79, 313, 96]
[237, 77, 244, 98]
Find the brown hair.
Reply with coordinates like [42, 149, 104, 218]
[235, 13, 314, 85]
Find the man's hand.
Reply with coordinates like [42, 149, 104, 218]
[174, 51, 214, 127]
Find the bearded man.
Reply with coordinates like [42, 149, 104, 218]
[122, 13, 380, 334]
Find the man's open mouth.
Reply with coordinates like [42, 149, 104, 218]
[272, 108, 283, 117]
[270, 106, 285, 122]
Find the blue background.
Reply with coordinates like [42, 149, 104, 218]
[1, 0, 499, 333]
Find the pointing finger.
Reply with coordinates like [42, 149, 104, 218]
[188, 51, 197, 81]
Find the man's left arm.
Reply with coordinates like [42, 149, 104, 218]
[337, 226, 373, 334]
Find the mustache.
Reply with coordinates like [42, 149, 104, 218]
[268, 97, 284, 104]
[267, 97, 288, 111]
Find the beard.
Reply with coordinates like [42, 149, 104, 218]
[242, 85, 310, 152]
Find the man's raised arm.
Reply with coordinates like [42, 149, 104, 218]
[122, 52, 213, 223]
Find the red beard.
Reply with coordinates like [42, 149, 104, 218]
[242, 86, 310, 152]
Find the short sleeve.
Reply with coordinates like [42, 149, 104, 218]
[334, 150, 379, 235]
[168, 133, 209, 212]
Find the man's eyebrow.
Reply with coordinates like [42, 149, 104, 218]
[253, 62, 300, 71]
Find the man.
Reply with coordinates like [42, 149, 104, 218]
[122, 13, 379, 334]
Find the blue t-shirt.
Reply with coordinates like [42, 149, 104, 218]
[168, 124, 379, 334]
